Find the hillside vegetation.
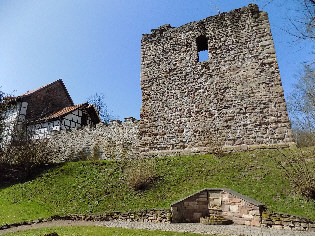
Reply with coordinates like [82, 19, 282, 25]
[0, 148, 314, 225]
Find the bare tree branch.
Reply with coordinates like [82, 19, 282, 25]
[87, 93, 114, 123]
[262, 0, 274, 9]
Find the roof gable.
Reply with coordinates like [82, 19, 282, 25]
[19, 79, 74, 106]
[18, 79, 75, 121]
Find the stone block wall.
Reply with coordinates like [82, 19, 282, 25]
[218, 190, 262, 226]
[140, 4, 295, 157]
[171, 188, 264, 226]
[24, 5, 297, 160]
[52, 209, 171, 223]
[261, 211, 315, 231]
[171, 189, 209, 223]
[48, 117, 139, 161]
[0, 209, 172, 231]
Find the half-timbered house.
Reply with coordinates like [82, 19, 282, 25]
[2, 79, 100, 143]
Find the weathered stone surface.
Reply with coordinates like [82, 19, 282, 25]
[139, 4, 295, 157]
[230, 205, 239, 213]
[171, 188, 264, 226]
[48, 118, 139, 161]
[41, 4, 296, 160]
[170, 188, 314, 231]
[262, 211, 314, 231]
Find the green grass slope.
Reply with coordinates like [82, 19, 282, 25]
[0, 148, 314, 225]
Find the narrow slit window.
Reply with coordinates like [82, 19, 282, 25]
[196, 35, 209, 62]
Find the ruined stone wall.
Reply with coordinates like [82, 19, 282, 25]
[17, 5, 296, 160]
[140, 4, 295, 157]
[48, 117, 139, 162]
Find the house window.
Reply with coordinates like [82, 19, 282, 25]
[196, 35, 209, 62]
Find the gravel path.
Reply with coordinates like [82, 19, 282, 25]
[0, 220, 314, 236]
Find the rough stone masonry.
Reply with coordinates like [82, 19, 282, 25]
[48, 4, 295, 160]
[139, 4, 295, 157]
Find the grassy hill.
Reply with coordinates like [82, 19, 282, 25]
[0, 148, 314, 225]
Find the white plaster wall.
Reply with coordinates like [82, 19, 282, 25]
[27, 109, 83, 140]
[61, 110, 82, 130]
[1, 102, 22, 144]
[28, 120, 62, 139]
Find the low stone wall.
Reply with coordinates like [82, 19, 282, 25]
[47, 117, 140, 162]
[261, 211, 315, 231]
[0, 210, 313, 232]
[0, 210, 171, 230]
[52, 210, 171, 223]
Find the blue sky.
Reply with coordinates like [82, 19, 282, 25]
[0, 0, 313, 120]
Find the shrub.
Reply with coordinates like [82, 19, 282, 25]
[203, 129, 226, 157]
[91, 143, 102, 160]
[0, 137, 54, 181]
[276, 148, 315, 200]
[207, 136, 226, 157]
[123, 158, 157, 191]
[44, 233, 59, 236]
[292, 128, 315, 148]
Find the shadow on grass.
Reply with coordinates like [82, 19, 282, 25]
[0, 163, 63, 190]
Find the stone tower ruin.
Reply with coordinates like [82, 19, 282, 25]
[139, 4, 295, 156]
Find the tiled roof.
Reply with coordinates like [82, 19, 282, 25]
[44, 103, 88, 120]
[171, 188, 265, 207]
[18, 79, 74, 106]
[20, 79, 59, 96]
